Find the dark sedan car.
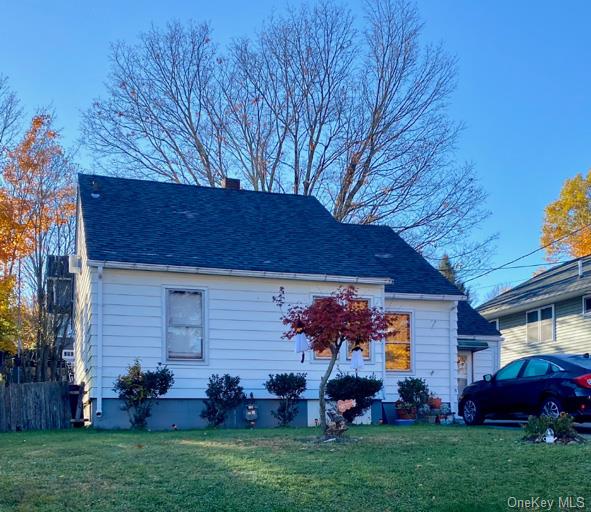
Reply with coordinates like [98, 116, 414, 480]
[459, 353, 591, 425]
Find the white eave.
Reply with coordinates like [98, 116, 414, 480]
[87, 259, 393, 285]
[385, 292, 466, 301]
[479, 286, 591, 318]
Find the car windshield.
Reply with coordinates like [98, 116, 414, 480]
[566, 355, 591, 370]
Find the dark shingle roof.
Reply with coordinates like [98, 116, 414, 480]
[79, 174, 495, 335]
[457, 301, 500, 337]
[342, 224, 464, 296]
[78, 174, 392, 280]
[478, 256, 591, 316]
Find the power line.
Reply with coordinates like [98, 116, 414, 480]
[462, 261, 569, 273]
[463, 223, 591, 284]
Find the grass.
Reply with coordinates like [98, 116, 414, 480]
[0, 425, 590, 512]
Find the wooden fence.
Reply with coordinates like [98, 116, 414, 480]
[0, 382, 72, 432]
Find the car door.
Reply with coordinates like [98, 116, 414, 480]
[508, 358, 552, 415]
[486, 359, 527, 416]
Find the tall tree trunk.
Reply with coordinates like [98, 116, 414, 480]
[319, 343, 340, 433]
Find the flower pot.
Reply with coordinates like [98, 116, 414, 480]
[428, 397, 442, 409]
[395, 407, 416, 420]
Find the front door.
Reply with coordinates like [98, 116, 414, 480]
[457, 351, 473, 397]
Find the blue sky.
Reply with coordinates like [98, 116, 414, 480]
[1, 0, 589, 302]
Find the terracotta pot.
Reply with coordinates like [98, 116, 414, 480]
[396, 407, 416, 420]
[429, 397, 442, 409]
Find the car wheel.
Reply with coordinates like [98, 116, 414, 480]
[462, 399, 484, 426]
[540, 397, 563, 419]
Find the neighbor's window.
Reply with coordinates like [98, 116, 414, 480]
[385, 312, 412, 371]
[526, 306, 554, 343]
[346, 299, 371, 360]
[166, 289, 204, 360]
[583, 296, 591, 316]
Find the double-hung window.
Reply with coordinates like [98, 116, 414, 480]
[526, 305, 554, 343]
[312, 297, 371, 360]
[166, 289, 204, 360]
[385, 312, 412, 371]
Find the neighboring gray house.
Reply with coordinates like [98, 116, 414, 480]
[478, 256, 591, 366]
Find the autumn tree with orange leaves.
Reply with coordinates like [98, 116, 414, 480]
[542, 171, 591, 260]
[1, 113, 76, 380]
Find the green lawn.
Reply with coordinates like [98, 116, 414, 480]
[0, 425, 589, 512]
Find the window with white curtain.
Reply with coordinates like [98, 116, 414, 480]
[166, 289, 204, 360]
[526, 305, 554, 343]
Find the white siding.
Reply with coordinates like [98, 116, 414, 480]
[73, 211, 97, 393]
[94, 268, 385, 400]
[384, 298, 456, 409]
[472, 340, 500, 381]
[496, 296, 591, 366]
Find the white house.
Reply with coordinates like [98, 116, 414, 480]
[72, 174, 500, 429]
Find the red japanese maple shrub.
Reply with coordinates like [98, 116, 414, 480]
[275, 286, 387, 434]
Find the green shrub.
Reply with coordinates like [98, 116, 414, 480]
[264, 373, 307, 426]
[201, 374, 245, 427]
[523, 413, 585, 444]
[326, 372, 383, 423]
[113, 359, 174, 429]
[397, 377, 429, 409]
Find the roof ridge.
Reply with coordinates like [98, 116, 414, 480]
[77, 173, 321, 200]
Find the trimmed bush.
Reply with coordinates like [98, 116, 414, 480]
[201, 374, 245, 427]
[113, 359, 174, 429]
[326, 372, 383, 423]
[397, 377, 429, 409]
[264, 372, 307, 426]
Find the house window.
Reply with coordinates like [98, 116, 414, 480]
[346, 299, 371, 360]
[385, 312, 412, 371]
[526, 305, 554, 343]
[312, 297, 372, 360]
[166, 289, 204, 360]
[583, 296, 591, 316]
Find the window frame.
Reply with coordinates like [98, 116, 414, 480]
[525, 304, 555, 343]
[582, 295, 591, 317]
[489, 318, 499, 331]
[162, 286, 209, 365]
[384, 309, 415, 374]
[308, 293, 376, 364]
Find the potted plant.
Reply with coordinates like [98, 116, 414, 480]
[394, 400, 417, 419]
[396, 377, 430, 420]
[428, 394, 442, 410]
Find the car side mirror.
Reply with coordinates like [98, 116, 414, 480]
[483, 374, 493, 382]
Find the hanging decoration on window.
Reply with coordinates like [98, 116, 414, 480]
[294, 320, 310, 363]
[350, 345, 365, 374]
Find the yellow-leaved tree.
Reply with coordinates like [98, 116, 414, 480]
[541, 171, 591, 260]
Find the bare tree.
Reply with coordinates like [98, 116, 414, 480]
[82, 0, 493, 265]
[0, 75, 22, 158]
[82, 21, 225, 186]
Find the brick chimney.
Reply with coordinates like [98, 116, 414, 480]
[222, 177, 241, 190]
